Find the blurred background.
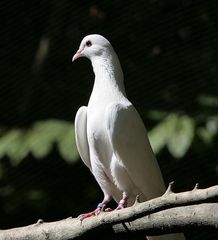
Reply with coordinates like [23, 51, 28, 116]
[0, 0, 218, 239]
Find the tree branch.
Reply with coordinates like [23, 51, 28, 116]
[0, 185, 217, 240]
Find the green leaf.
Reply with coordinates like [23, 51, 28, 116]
[0, 129, 20, 159]
[28, 120, 79, 162]
[167, 115, 195, 158]
[28, 120, 69, 159]
[197, 116, 218, 144]
[197, 127, 214, 144]
[206, 118, 218, 135]
[0, 129, 29, 165]
[198, 94, 218, 107]
[149, 123, 167, 154]
[27, 121, 60, 159]
[149, 114, 177, 153]
[0, 120, 79, 164]
[57, 122, 79, 163]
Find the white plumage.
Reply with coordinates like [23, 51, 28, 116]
[73, 34, 185, 240]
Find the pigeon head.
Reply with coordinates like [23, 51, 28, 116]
[72, 34, 112, 62]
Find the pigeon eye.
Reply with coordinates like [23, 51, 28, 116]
[86, 40, 92, 47]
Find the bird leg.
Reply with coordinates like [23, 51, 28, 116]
[116, 192, 128, 210]
[78, 192, 129, 220]
[78, 196, 112, 221]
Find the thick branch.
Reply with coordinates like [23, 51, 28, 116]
[0, 185, 217, 240]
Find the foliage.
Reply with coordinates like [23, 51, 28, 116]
[0, 120, 78, 165]
[149, 113, 195, 158]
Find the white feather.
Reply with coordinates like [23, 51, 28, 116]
[75, 106, 91, 169]
[74, 34, 185, 240]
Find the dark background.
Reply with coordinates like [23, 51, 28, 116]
[0, 0, 218, 239]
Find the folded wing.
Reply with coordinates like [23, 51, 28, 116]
[75, 106, 91, 170]
[106, 103, 165, 200]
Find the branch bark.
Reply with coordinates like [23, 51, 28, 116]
[1, 184, 217, 240]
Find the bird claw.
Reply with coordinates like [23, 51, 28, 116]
[115, 203, 126, 210]
[78, 203, 126, 221]
[78, 207, 102, 221]
[104, 207, 113, 212]
[78, 193, 128, 220]
[78, 197, 113, 221]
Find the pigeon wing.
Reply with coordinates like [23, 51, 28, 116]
[75, 106, 91, 170]
[106, 102, 165, 200]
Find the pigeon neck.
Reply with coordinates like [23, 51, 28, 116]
[91, 52, 126, 95]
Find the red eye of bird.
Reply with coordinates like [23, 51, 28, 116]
[86, 40, 92, 47]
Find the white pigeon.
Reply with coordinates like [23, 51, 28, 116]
[73, 34, 185, 240]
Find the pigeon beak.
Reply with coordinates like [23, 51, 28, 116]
[72, 49, 83, 62]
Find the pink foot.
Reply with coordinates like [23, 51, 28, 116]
[104, 207, 113, 212]
[78, 207, 102, 221]
[115, 203, 126, 210]
[78, 199, 111, 221]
